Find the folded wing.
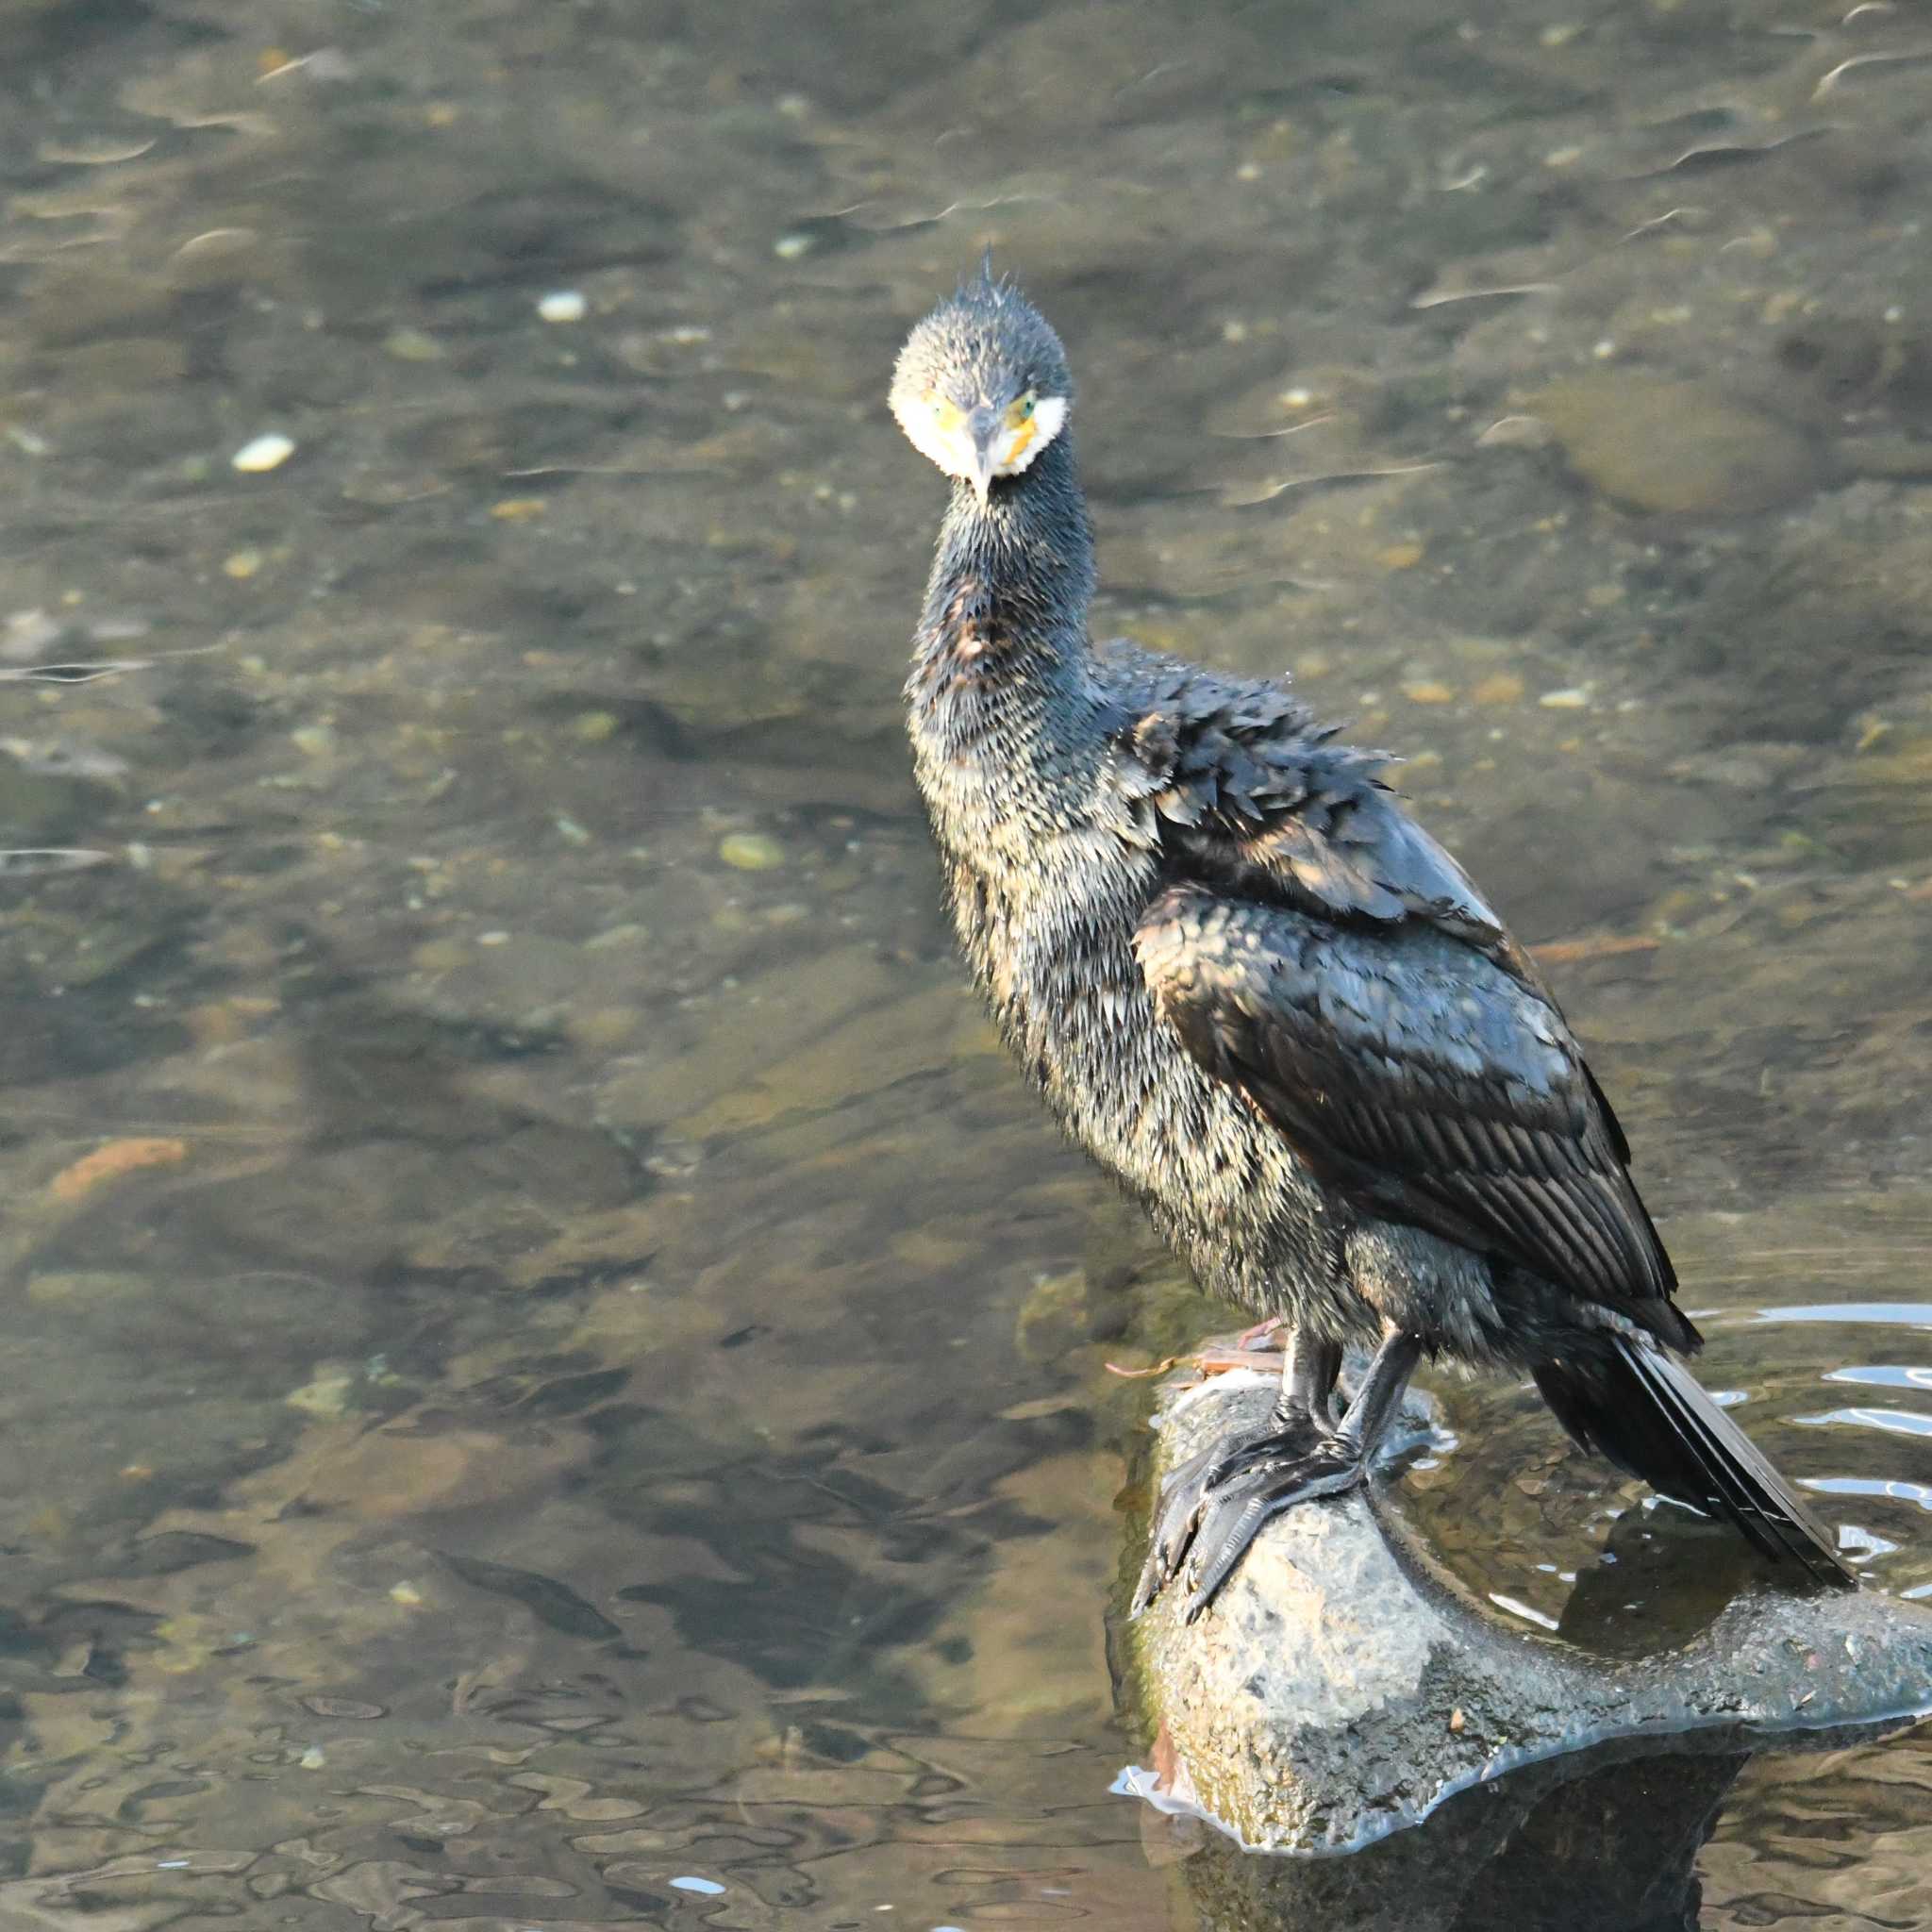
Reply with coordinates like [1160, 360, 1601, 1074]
[1134, 881, 1684, 1335]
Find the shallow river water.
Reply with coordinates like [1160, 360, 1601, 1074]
[2, 0, 1930, 1925]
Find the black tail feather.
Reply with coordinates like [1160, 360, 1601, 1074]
[1534, 1339, 1854, 1589]
[1631, 1344, 1818, 1575]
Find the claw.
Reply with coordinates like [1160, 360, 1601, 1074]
[1131, 1549, 1167, 1618]
[1132, 1524, 1175, 1617]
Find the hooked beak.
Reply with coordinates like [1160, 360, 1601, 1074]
[965, 404, 1002, 502]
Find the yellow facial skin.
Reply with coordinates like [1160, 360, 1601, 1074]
[990, 391, 1067, 479]
[999, 393, 1040, 470]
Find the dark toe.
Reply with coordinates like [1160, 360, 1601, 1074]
[1204, 1422, 1324, 1491]
[1132, 1444, 1218, 1615]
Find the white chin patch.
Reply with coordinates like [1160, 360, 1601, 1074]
[995, 394, 1068, 476]
[893, 397, 965, 478]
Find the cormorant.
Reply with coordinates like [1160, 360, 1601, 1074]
[891, 263, 1854, 1619]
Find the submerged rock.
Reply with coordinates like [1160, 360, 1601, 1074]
[1532, 372, 1819, 516]
[1122, 1362, 1932, 1904]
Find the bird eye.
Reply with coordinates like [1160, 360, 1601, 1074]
[1001, 392, 1040, 437]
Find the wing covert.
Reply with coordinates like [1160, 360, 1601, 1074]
[1108, 660, 1541, 985]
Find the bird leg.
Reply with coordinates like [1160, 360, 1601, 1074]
[1134, 1326, 1424, 1623]
[1280, 1330, 1343, 1432]
[1134, 1329, 1341, 1616]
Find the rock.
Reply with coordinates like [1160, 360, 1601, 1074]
[1121, 1362, 1932, 1907]
[716, 830, 785, 871]
[1533, 373, 1819, 516]
[382, 326, 444, 363]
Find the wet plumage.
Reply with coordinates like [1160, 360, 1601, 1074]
[892, 264, 1852, 1611]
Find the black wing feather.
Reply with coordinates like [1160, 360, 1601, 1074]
[1134, 884, 1686, 1336]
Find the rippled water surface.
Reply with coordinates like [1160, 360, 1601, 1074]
[3, 0, 1931, 1924]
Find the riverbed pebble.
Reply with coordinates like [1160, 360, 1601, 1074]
[718, 832, 784, 871]
[1533, 373, 1817, 516]
[231, 432, 295, 473]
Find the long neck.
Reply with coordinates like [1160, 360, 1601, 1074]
[908, 434, 1096, 693]
[905, 435, 1109, 863]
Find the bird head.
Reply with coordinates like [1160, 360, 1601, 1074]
[890, 258, 1073, 504]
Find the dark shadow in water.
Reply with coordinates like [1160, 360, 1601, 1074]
[1553, 1501, 1774, 1659]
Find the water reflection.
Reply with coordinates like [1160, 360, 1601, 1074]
[1799, 1405, 1932, 1441]
[1828, 1364, 1932, 1391]
[0, 0, 1928, 1923]
[1757, 1302, 1932, 1328]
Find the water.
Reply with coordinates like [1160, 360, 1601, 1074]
[0, 0, 1928, 1923]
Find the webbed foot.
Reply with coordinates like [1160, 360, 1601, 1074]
[1177, 1440, 1363, 1621]
[1132, 1427, 1363, 1622]
[1133, 1325, 1424, 1623]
